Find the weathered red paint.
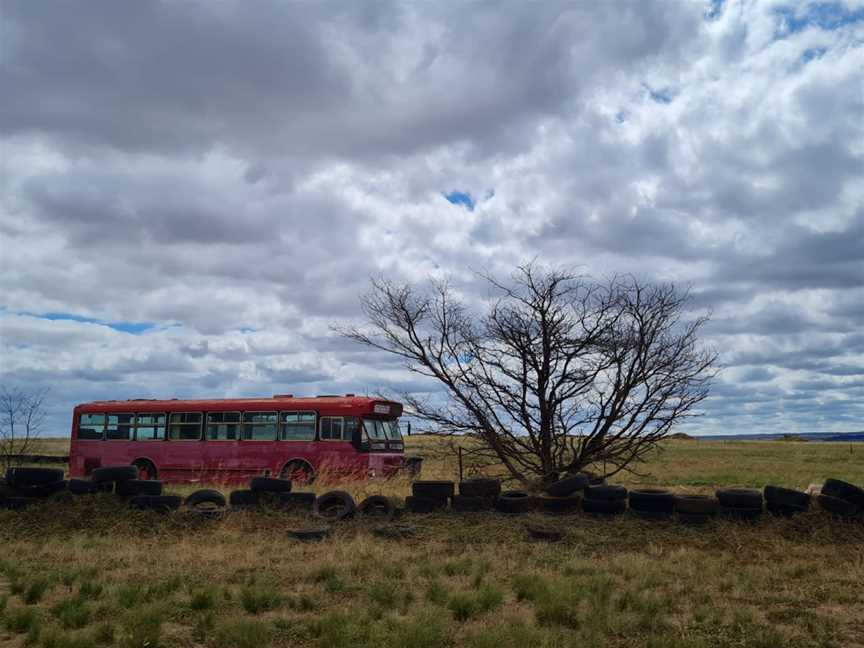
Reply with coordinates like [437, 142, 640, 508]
[69, 395, 405, 483]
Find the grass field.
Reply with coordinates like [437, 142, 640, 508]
[2, 439, 863, 648]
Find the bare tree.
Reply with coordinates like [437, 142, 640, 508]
[0, 386, 49, 473]
[341, 264, 717, 485]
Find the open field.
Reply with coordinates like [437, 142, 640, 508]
[2, 439, 863, 648]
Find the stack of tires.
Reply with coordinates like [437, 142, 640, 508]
[230, 476, 316, 511]
[453, 478, 500, 512]
[674, 494, 719, 524]
[764, 485, 810, 517]
[716, 488, 763, 521]
[88, 466, 180, 513]
[582, 484, 628, 517]
[406, 480, 454, 512]
[628, 489, 675, 520]
[1, 467, 67, 510]
[538, 473, 588, 514]
[818, 479, 864, 520]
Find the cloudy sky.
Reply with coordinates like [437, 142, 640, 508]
[1, 0, 862, 437]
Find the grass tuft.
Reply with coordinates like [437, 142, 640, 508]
[239, 585, 281, 614]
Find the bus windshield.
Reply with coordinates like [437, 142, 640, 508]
[363, 419, 402, 442]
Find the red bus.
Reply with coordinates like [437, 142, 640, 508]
[69, 394, 414, 484]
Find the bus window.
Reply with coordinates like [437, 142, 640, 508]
[168, 413, 203, 440]
[383, 420, 402, 440]
[78, 413, 105, 440]
[280, 412, 316, 441]
[242, 412, 277, 441]
[344, 416, 359, 442]
[362, 419, 387, 441]
[320, 416, 344, 441]
[106, 414, 133, 440]
[135, 413, 166, 441]
[207, 412, 240, 440]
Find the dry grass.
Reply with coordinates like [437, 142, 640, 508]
[2, 438, 863, 647]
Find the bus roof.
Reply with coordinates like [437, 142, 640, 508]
[74, 395, 403, 417]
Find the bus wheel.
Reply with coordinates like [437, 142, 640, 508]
[133, 459, 158, 481]
[280, 461, 315, 485]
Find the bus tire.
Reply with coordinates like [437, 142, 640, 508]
[276, 492, 316, 511]
[545, 473, 589, 497]
[129, 495, 182, 513]
[537, 494, 581, 514]
[5, 467, 64, 487]
[459, 478, 501, 498]
[314, 491, 356, 521]
[250, 477, 293, 493]
[186, 489, 227, 509]
[132, 459, 158, 480]
[412, 480, 455, 499]
[116, 479, 163, 497]
[279, 461, 315, 485]
[358, 495, 396, 520]
[91, 466, 138, 484]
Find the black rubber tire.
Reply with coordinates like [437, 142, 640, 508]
[766, 502, 808, 518]
[358, 495, 396, 520]
[674, 494, 719, 515]
[525, 524, 566, 541]
[582, 497, 627, 516]
[0, 496, 37, 511]
[764, 485, 810, 510]
[289, 528, 330, 541]
[5, 467, 64, 487]
[129, 495, 182, 513]
[405, 495, 447, 513]
[545, 473, 589, 497]
[250, 476, 293, 493]
[185, 489, 227, 509]
[537, 494, 581, 514]
[313, 491, 356, 521]
[68, 479, 99, 495]
[818, 494, 861, 518]
[628, 489, 675, 513]
[459, 478, 501, 498]
[277, 492, 316, 510]
[451, 494, 494, 512]
[116, 480, 163, 497]
[716, 488, 763, 509]
[822, 479, 864, 509]
[585, 484, 628, 501]
[91, 465, 138, 484]
[719, 506, 763, 522]
[412, 480, 455, 499]
[677, 512, 712, 525]
[10, 480, 68, 498]
[495, 491, 535, 514]
[229, 489, 260, 508]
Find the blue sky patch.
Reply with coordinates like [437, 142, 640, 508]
[444, 190, 476, 211]
[33, 311, 156, 334]
[642, 83, 674, 104]
[801, 47, 827, 63]
[774, 2, 864, 36]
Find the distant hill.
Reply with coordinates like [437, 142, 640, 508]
[667, 432, 695, 440]
[695, 431, 864, 442]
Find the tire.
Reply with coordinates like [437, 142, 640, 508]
[764, 485, 810, 510]
[716, 488, 763, 509]
[821, 479, 864, 509]
[412, 480, 455, 499]
[289, 528, 330, 541]
[719, 506, 763, 522]
[677, 512, 712, 525]
[91, 466, 138, 484]
[116, 480, 163, 497]
[185, 489, 227, 509]
[525, 524, 566, 541]
[582, 497, 627, 516]
[5, 467, 64, 487]
[405, 495, 447, 513]
[277, 492, 316, 511]
[767, 502, 808, 518]
[358, 495, 396, 520]
[537, 494, 581, 514]
[69, 479, 99, 495]
[451, 494, 494, 512]
[10, 480, 68, 498]
[818, 494, 861, 518]
[313, 491, 356, 521]
[459, 478, 501, 498]
[129, 495, 182, 513]
[674, 494, 719, 515]
[545, 473, 589, 497]
[495, 491, 535, 514]
[250, 476, 293, 493]
[0, 496, 37, 511]
[229, 489, 260, 508]
[628, 489, 675, 514]
[585, 484, 628, 501]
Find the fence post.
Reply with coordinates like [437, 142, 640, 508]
[458, 446, 463, 482]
